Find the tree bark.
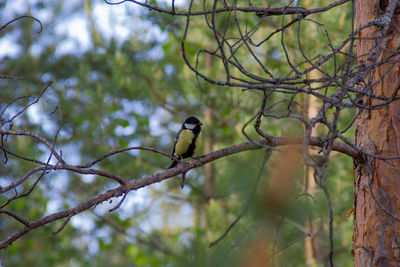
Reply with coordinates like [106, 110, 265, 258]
[304, 69, 321, 267]
[354, 0, 400, 266]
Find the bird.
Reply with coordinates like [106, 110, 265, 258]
[168, 116, 203, 187]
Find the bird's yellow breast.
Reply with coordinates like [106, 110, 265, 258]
[175, 130, 195, 156]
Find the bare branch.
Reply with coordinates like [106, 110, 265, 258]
[0, 210, 30, 226]
[0, 136, 358, 249]
[0, 15, 43, 33]
[52, 215, 72, 235]
[108, 192, 128, 212]
[105, 0, 349, 17]
[76, 146, 174, 168]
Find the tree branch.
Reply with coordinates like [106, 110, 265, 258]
[105, 0, 349, 17]
[0, 135, 358, 249]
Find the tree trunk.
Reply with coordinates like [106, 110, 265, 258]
[354, 1, 400, 266]
[204, 52, 216, 201]
[304, 69, 321, 267]
[204, 107, 215, 201]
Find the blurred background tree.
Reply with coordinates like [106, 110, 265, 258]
[0, 0, 357, 266]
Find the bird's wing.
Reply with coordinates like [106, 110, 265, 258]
[171, 128, 182, 156]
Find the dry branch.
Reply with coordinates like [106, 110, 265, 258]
[0, 135, 358, 249]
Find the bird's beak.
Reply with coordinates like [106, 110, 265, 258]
[199, 122, 204, 126]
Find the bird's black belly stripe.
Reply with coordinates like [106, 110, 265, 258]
[181, 135, 198, 158]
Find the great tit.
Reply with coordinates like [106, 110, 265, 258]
[168, 116, 203, 170]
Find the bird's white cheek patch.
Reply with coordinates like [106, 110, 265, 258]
[184, 123, 196, 129]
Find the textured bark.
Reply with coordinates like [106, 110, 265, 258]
[304, 70, 321, 267]
[354, 1, 400, 266]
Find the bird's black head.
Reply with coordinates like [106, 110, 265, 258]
[183, 116, 203, 133]
[184, 116, 201, 125]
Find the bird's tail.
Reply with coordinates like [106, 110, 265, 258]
[167, 158, 180, 169]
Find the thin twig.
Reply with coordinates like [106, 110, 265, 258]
[209, 150, 271, 247]
[108, 191, 128, 212]
[52, 215, 72, 235]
